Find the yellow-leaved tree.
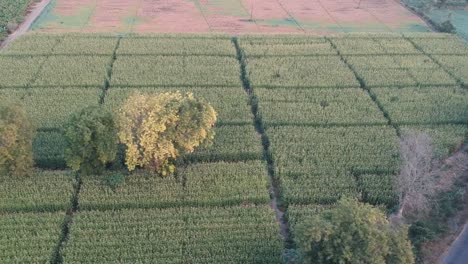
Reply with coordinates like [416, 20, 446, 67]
[118, 91, 217, 176]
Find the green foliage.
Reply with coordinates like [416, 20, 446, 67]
[246, 56, 359, 88]
[0, 171, 74, 212]
[256, 88, 387, 126]
[372, 87, 468, 124]
[117, 36, 235, 56]
[0, 212, 64, 263]
[64, 106, 118, 175]
[0, 0, 32, 40]
[33, 131, 67, 169]
[0, 56, 45, 87]
[79, 161, 269, 210]
[111, 55, 240, 86]
[267, 126, 400, 205]
[118, 92, 217, 175]
[296, 198, 414, 264]
[105, 87, 252, 126]
[0, 101, 34, 177]
[62, 206, 283, 263]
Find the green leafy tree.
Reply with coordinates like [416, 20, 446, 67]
[64, 106, 118, 175]
[118, 91, 217, 176]
[0, 101, 34, 177]
[296, 198, 414, 264]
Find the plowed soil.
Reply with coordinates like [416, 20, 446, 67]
[31, 0, 431, 34]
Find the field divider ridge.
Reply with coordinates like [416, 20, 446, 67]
[100, 37, 122, 104]
[232, 36, 294, 251]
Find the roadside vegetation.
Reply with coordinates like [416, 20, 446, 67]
[0, 0, 35, 41]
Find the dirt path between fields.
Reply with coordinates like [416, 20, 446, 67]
[0, 0, 51, 49]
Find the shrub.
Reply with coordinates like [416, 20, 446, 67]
[118, 91, 217, 176]
[64, 106, 118, 175]
[0, 101, 34, 177]
[296, 198, 414, 264]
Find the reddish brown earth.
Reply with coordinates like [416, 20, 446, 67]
[32, 0, 431, 34]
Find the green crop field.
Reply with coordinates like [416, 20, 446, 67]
[0, 32, 467, 263]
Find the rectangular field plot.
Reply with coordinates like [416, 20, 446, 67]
[0, 88, 101, 129]
[0, 56, 46, 87]
[79, 161, 269, 210]
[62, 206, 281, 263]
[0, 34, 61, 55]
[346, 55, 456, 86]
[185, 125, 263, 162]
[0, 212, 64, 263]
[267, 126, 399, 205]
[409, 36, 468, 55]
[433, 55, 468, 86]
[255, 88, 387, 126]
[111, 56, 240, 87]
[238, 36, 336, 56]
[330, 37, 421, 55]
[32, 56, 111, 86]
[183, 161, 269, 206]
[79, 173, 185, 211]
[117, 37, 236, 56]
[246, 56, 359, 88]
[372, 87, 468, 125]
[400, 125, 468, 158]
[356, 174, 397, 206]
[33, 131, 66, 169]
[239, 35, 328, 45]
[0, 171, 74, 213]
[104, 87, 252, 125]
[52, 36, 118, 55]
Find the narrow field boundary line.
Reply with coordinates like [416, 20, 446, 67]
[404, 37, 466, 89]
[232, 37, 294, 252]
[236, 0, 261, 32]
[316, 0, 344, 32]
[27, 35, 65, 88]
[100, 37, 122, 105]
[192, 0, 213, 32]
[50, 172, 82, 264]
[129, 0, 143, 34]
[326, 36, 401, 138]
[79, 0, 99, 33]
[349, 0, 394, 32]
[275, 0, 305, 33]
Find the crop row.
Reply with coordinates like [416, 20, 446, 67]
[104, 86, 252, 125]
[267, 126, 400, 205]
[110, 55, 240, 87]
[432, 55, 468, 86]
[79, 161, 269, 210]
[245, 56, 359, 88]
[371, 86, 468, 125]
[0, 211, 64, 263]
[0, 171, 74, 212]
[1, 34, 236, 56]
[255, 88, 387, 126]
[344, 55, 456, 87]
[62, 206, 282, 263]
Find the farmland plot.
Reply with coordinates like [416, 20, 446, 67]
[62, 206, 282, 263]
[0, 212, 64, 263]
